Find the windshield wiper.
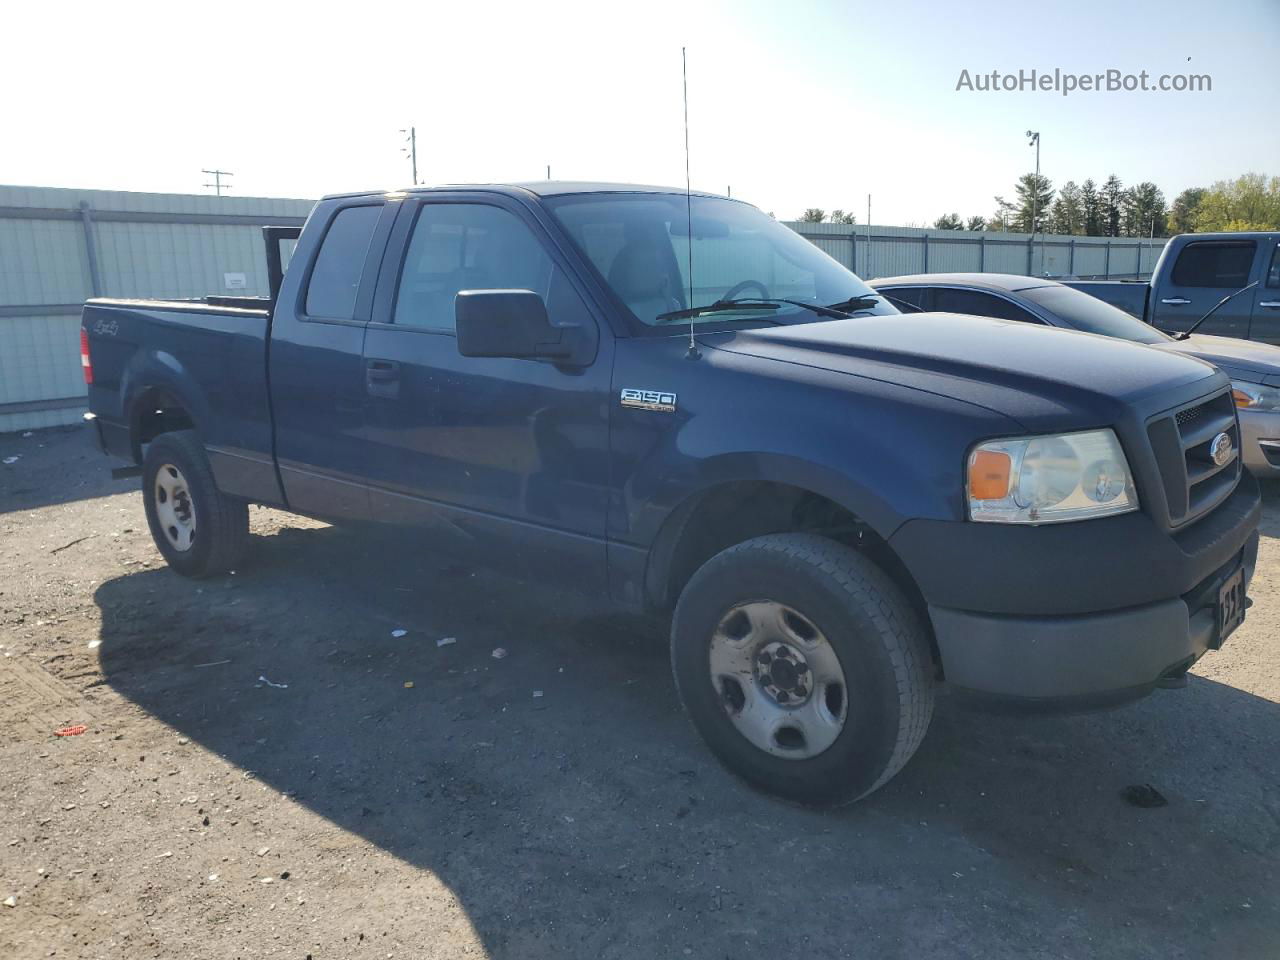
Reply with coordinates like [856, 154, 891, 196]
[824, 293, 885, 313]
[654, 299, 782, 323]
[655, 293, 884, 325]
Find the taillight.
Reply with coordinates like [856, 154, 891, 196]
[80, 328, 93, 385]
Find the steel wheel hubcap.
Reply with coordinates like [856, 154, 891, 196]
[154, 463, 197, 552]
[709, 600, 848, 759]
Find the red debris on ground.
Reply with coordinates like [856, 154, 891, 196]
[54, 724, 88, 737]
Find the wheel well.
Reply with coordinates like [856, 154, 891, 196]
[649, 481, 939, 667]
[130, 389, 195, 462]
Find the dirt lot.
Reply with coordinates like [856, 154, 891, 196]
[1, 426, 1278, 959]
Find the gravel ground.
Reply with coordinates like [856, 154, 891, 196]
[1, 426, 1278, 959]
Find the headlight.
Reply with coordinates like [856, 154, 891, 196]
[967, 429, 1138, 523]
[1231, 380, 1280, 411]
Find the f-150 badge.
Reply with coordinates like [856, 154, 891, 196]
[620, 388, 677, 413]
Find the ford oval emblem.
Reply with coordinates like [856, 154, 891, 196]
[1210, 431, 1234, 467]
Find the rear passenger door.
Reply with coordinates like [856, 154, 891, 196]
[269, 199, 396, 520]
[359, 195, 613, 591]
[1151, 239, 1259, 340]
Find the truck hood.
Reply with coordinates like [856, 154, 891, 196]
[1149, 333, 1280, 382]
[707, 313, 1222, 430]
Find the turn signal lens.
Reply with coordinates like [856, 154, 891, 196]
[968, 449, 1011, 500]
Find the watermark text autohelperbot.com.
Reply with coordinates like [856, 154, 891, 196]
[956, 68, 1211, 96]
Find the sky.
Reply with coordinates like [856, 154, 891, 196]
[3, 0, 1277, 225]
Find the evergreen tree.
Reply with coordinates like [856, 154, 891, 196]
[1100, 175, 1125, 237]
[933, 213, 963, 230]
[966, 215, 986, 231]
[993, 173, 1054, 232]
[1049, 181, 1083, 235]
[1080, 179, 1103, 236]
[800, 208, 826, 223]
[1127, 182, 1168, 237]
[829, 209, 857, 224]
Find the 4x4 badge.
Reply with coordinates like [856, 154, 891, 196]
[620, 388, 677, 413]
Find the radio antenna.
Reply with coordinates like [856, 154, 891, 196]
[682, 47, 699, 359]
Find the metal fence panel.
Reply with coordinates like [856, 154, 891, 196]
[0, 185, 312, 433]
[0, 217, 90, 306]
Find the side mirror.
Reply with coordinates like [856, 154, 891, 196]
[455, 289, 584, 363]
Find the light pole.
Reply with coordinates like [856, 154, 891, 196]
[1026, 130, 1040, 274]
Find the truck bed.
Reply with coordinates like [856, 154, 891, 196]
[82, 297, 283, 505]
[1061, 280, 1151, 319]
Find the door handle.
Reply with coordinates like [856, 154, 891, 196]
[1259, 301, 1280, 309]
[365, 359, 400, 382]
[1161, 297, 1192, 306]
[365, 358, 401, 399]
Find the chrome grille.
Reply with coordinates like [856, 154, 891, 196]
[1147, 390, 1241, 527]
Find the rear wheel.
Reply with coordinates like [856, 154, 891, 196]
[671, 533, 934, 806]
[142, 430, 248, 577]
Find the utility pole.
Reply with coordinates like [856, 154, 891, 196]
[1026, 130, 1041, 274]
[547, 164, 551, 180]
[866, 194, 873, 278]
[202, 169, 233, 196]
[400, 127, 418, 185]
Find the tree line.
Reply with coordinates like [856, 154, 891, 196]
[798, 172, 1280, 237]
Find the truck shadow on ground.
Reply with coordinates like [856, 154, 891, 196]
[0, 426, 134, 515]
[95, 521, 1280, 958]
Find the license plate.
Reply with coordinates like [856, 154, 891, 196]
[1214, 567, 1246, 649]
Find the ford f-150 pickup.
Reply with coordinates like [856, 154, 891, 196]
[82, 183, 1261, 806]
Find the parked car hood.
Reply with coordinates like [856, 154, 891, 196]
[707, 313, 1222, 431]
[1150, 333, 1280, 381]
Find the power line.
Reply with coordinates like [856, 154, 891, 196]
[202, 169, 234, 196]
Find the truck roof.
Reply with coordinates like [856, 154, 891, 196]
[322, 182, 732, 202]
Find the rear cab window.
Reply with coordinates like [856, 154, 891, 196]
[305, 204, 383, 319]
[1170, 240, 1257, 288]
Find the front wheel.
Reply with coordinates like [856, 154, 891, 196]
[142, 430, 249, 578]
[671, 534, 935, 806]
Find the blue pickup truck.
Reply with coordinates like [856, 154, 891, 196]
[82, 183, 1261, 805]
[1067, 230, 1280, 342]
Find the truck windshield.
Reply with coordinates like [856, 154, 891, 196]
[1022, 284, 1171, 345]
[546, 193, 896, 327]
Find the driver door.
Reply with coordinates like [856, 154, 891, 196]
[360, 195, 613, 590]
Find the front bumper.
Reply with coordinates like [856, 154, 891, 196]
[1238, 408, 1280, 476]
[889, 474, 1262, 706]
[929, 531, 1257, 706]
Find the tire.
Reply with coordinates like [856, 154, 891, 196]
[671, 533, 934, 807]
[141, 430, 249, 578]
